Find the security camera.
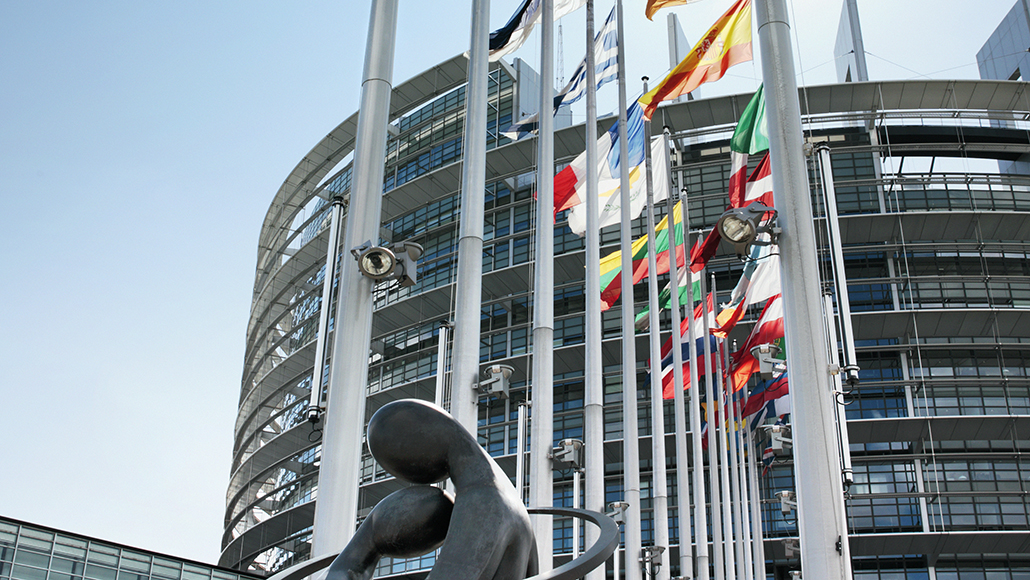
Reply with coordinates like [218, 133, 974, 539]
[750, 343, 785, 381]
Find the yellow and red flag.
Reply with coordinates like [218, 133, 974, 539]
[644, 0, 705, 21]
[638, 0, 752, 120]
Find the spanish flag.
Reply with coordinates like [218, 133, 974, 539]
[638, 0, 752, 120]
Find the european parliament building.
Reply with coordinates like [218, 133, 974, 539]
[223, 12, 1030, 580]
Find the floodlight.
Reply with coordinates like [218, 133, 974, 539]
[716, 202, 778, 258]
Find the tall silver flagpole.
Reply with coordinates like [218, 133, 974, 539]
[312, 0, 397, 557]
[755, 0, 850, 577]
[307, 195, 345, 423]
[664, 137, 695, 579]
[641, 79, 671, 580]
[748, 429, 766, 580]
[449, 0, 490, 432]
[725, 334, 746, 580]
[700, 269, 723, 580]
[735, 372, 754, 580]
[583, 2, 606, 580]
[711, 276, 733, 580]
[529, 0, 556, 569]
[614, 0, 642, 578]
[685, 226, 709, 580]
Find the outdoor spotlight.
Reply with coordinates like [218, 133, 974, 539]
[716, 201, 778, 258]
[354, 243, 398, 280]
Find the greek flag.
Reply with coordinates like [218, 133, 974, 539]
[502, 7, 619, 140]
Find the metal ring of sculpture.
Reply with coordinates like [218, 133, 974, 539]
[264, 506, 618, 580]
[523, 507, 620, 580]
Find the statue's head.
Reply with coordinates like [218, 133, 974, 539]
[366, 399, 457, 484]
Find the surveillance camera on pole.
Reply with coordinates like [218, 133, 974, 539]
[550, 438, 584, 470]
[716, 201, 780, 258]
[750, 342, 786, 380]
[476, 364, 514, 399]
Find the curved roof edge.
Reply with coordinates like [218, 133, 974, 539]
[256, 54, 511, 272]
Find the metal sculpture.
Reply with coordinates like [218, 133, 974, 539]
[321, 398, 618, 580]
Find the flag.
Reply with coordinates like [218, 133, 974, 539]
[728, 85, 769, 212]
[689, 228, 721, 273]
[751, 397, 791, 433]
[598, 200, 685, 310]
[554, 101, 646, 222]
[712, 240, 780, 337]
[645, 0, 705, 21]
[638, 0, 753, 120]
[730, 294, 785, 391]
[566, 134, 668, 235]
[741, 372, 788, 420]
[634, 265, 701, 329]
[489, 0, 587, 62]
[741, 152, 773, 207]
[730, 84, 769, 155]
[659, 292, 715, 360]
[502, 7, 618, 140]
[643, 334, 719, 397]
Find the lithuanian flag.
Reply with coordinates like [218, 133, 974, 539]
[599, 202, 686, 310]
[638, 0, 752, 120]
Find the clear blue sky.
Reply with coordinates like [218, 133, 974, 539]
[0, 0, 1018, 566]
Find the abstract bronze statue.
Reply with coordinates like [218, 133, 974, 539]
[326, 399, 538, 580]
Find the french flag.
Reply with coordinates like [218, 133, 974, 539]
[553, 101, 645, 221]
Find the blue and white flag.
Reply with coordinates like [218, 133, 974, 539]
[489, 0, 587, 62]
[501, 6, 618, 140]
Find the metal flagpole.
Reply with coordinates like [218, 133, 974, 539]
[755, 1, 850, 577]
[699, 269, 723, 580]
[307, 195, 345, 424]
[735, 373, 754, 580]
[685, 226, 709, 580]
[583, 3, 606, 580]
[641, 79, 671, 580]
[449, 0, 489, 433]
[725, 334, 746, 580]
[817, 144, 857, 494]
[434, 321, 451, 408]
[711, 275, 734, 580]
[517, 401, 528, 502]
[748, 428, 766, 580]
[312, 0, 397, 557]
[614, 1, 642, 578]
[530, 0, 556, 569]
[664, 135, 695, 579]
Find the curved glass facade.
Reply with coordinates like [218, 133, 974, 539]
[225, 57, 1030, 579]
